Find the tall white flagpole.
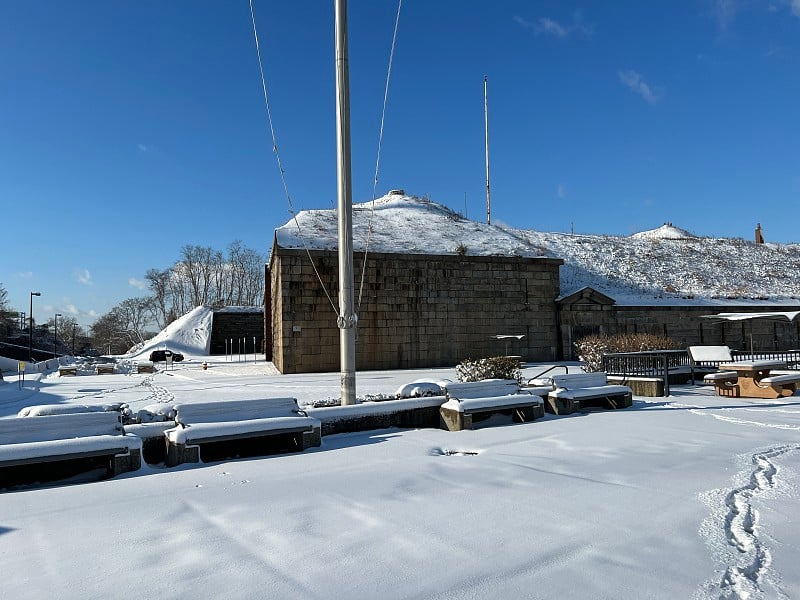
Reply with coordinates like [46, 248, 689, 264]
[335, 0, 357, 405]
[484, 75, 491, 226]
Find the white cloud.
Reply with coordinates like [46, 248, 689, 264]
[137, 143, 149, 152]
[514, 13, 593, 38]
[128, 277, 147, 290]
[557, 184, 566, 199]
[713, 0, 742, 29]
[618, 70, 662, 105]
[791, 0, 800, 16]
[63, 304, 80, 316]
[537, 17, 568, 38]
[76, 269, 93, 285]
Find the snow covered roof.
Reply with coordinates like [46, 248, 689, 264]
[274, 193, 800, 307]
[630, 222, 699, 240]
[274, 193, 549, 258]
[212, 306, 262, 314]
[700, 311, 800, 322]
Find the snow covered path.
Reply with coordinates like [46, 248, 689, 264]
[2, 365, 800, 599]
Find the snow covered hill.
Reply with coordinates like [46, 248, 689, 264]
[276, 192, 800, 305]
[124, 305, 213, 359]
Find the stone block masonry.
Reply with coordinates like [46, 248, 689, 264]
[270, 249, 563, 374]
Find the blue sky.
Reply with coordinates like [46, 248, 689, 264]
[1, 1, 799, 328]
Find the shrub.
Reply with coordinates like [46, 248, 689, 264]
[575, 333, 679, 372]
[456, 356, 522, 383]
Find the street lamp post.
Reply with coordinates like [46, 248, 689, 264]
[54, 313, 62, 359]
[28, 291, 41, 362]
[72, 323, 77, 356]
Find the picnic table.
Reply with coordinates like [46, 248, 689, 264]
[717, 359, 800, 399]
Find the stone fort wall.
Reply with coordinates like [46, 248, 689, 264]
[270, 249, 564, 374]
[559, 304, 800, 359]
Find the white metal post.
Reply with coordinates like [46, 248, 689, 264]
[484, 75, 491, 225]
[335, 0, 357, 405]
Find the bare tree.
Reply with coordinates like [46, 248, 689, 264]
[227, 240, 265, 305]
[90, 311, 126, 355]
[145, 268, 171, 329]
[140, 240, 267, 328]
[180, 245, 215, 307]
[112, 297, 153, 345]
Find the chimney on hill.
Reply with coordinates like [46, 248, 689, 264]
[755, 223, 764, 244]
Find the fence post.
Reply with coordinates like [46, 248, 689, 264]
[661, 353, 670, 397]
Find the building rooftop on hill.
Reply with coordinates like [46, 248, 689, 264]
[275, 192, 800, 306]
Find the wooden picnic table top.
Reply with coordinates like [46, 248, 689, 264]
[719, 359, 787, 372]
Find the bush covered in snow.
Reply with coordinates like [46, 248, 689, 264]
[575, 333, 679, 372]
[456, 356, 522, 383]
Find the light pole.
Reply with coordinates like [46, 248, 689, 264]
[54, 313, 62, 358]
[72, 323, 77, 356]
[29, 292, 41, 362]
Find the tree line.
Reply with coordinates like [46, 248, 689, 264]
[92, 241, 267, 353]
[0, 240, 267, 356]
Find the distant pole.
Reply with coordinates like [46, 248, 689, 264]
[28, 292, 41, 362]
[253, 336, 257, 363]
[72, 323, 77, 355]
[336, 0, 357, 405]
[54, 313, 61, 359]
[484, 75, 491, 226]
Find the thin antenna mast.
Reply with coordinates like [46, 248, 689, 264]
[335, 0, 356, 405]
[484, 75, 491, 225]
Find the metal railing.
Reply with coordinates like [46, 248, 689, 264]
[601, 350, 691, 396]
[736, 349, 800, 367]
[602, 348, 800, 397]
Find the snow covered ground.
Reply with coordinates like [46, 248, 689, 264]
[2, 307, 800, 599]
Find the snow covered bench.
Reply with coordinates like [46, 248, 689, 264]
[95, 363, 115, 375]
[136, 362, 155, 373]
[17, 403, 129, 418]
[58, 365, 78, 376]
[758, 373, 800, 396]
[164, 398, 322, 466]
[547, 373, 633, 415]
[702, 370, 738, 392]
[439, 379, 549, 431]
[688, 346, 733, 383]
[0, 411, 142, 485]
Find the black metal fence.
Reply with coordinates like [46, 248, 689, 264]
[601, 350, 690, 396]
[601, 348, 800, 397]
